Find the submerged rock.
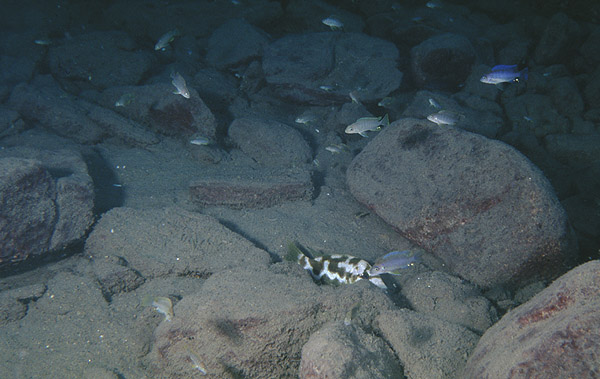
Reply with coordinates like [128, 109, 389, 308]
[0, 148, 94, 266]
[262, 32, 403, 104]
[347, 118, 577, 289]
[463, 260, 600, 378]
[300, 321, 402, 378]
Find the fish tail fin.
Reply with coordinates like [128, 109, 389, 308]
[285, 241, 308, 262]
[381, 113, 390, 126]
[521, 67, 528, 81]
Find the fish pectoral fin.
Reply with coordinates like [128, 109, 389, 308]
[359, 132, 368, 137]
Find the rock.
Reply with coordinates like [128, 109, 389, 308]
[503, 93, 569, 138]
[189, 167, 313, 208]
[85, 207, 271, 278]
[549, 77, 584, 118]
[8, 76, 159, 146]
[544, 133, 600, 165]
[228, 117, 312, 166]
[403, 91, 503, 138]
[49, 31, 154, 91]
[580, 26, 600, 65]
[98, 83, 217, 138]
[192, 68, 240, 113]
[206, 19, 269, 69]
[0, 55, 37, 87]
[0, 104, 25, 138]
[401, 271, 498, 334]
[0, 148, 94, 265]
[462, 260, 600, 378]
[0, 283, 46, 326]
[9, 78, 104, 144]
[534, 13, 583, 66]
[263, 32, 402, 104]
[92, 255, 146, 301]
[149, 265, 395, 378]
[299, 322, 402, 379]
[346, 119, 577, 289]
[376, 308, 480, 379]
[583, 67, 600, 109]
[410, 33, 476, 90]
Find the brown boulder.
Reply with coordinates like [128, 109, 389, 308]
[463, 260, 600, 378]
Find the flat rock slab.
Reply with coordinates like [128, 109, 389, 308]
[149, 265, 395, 378]
[263, 32, 403, 105]
[347, 119, 577, 289]
[189, 167, 313, 208]
[463, 260, 600, 378]
[85, 207, 272, 279]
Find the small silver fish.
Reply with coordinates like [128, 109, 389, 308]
[295, 113, 317, 125]
[115, 93, 135, 107]
[325, 144, 348, 154]
[368, 250, 421, 276]
[345, 114, 390, 137]
[426, 0, 443, 8]
[480, 65, 528, 85]
[171, 72, 190, 99]
[190, 137, 211, 146]
[319, 85, 335, 92]
[427, 110, 462, 126]
[142, 295, 174, 321]
[322, 17, 344, 30]
[378, 97, 393, 108]
[185, 349, 207, 375]
[349, 90, 361, 104]
[155, 29, 180, 51]
[428, 98, 441, 109]
[286, 242, 387, 289]
[34, 39, 52, 46]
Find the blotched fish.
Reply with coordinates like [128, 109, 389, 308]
[322, 17, 344, 30]
[480, 65, 528, 85]
[427, 110, 463, 126]
[155, 29, 180, 51]
[345, 114, 390, 137]
[286, 242, 387, 289]
[171, 72, 190, 99]
[368, 250, 421, 276]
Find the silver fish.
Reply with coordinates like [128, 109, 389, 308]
[345, 114, 390, 137]
[295, 113, 318, 125]
[322, 17, 343, 30]
[155, 29, 180, 51]
[368, 250, 421, 276]
[480, 65, 528, 85]
[427, 110, 463, 126]
[286, 242, 386, 289]
[171, 72, 190, 99]
[428, 98, 441, 109]
[115, 93, 135, 107]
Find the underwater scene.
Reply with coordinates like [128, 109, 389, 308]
[1, 0, 599, 377]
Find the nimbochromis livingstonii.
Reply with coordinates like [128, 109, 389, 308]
[368, 250, 421, 276]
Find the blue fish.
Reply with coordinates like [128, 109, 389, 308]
[368, 250, 421, 276]
[480, 65, 528, 85]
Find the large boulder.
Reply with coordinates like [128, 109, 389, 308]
[346, 119, 577, 289]
[149, 265, 396, 378]
[410, 33, 476, 91]
[206, 19, 269, 69]
[262, 32, 403, 104]
[463, 260, 600, 378]
[49, 31, 154, 91]
[0, 149, 94, 265]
